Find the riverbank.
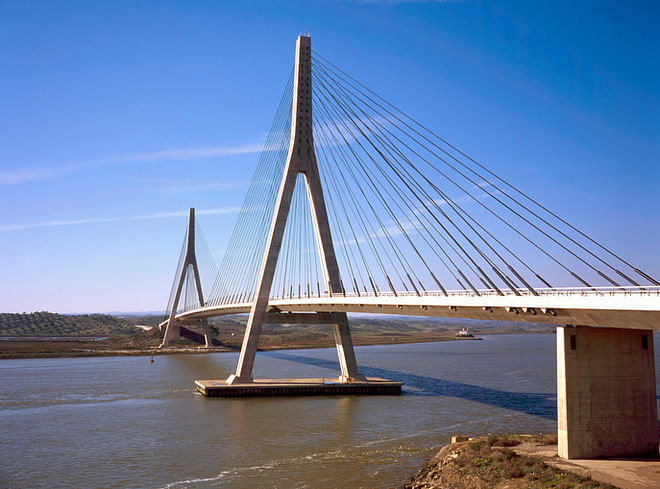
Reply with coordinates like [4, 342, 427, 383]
[403, 434, 660, 489]
[403, 434, 611, 489]
[0, 328, 557, 360]
[1, 312, 558, 360]
[0, 332, 461, 359]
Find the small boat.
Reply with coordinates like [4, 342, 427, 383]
[455, 328, 482, 340]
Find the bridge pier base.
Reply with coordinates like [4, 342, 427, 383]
[557, 326, 658, 459]
[159, 319, 213, 349]
[159, 321, 180, 348]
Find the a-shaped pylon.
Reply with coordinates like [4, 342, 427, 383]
[160, 208, 213, 348]
[226, 35, 364, 384]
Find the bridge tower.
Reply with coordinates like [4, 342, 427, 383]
[160, 208, 213, 348]
[226, 35, 364, 384]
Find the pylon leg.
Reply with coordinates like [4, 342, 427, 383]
[333, 313, 366, 382]
[201, 319, 213, 348]
[227, 305, 267, 383]
[160, 320, 181, 348]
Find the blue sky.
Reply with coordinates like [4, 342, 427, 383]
[1, 0, 658, 313]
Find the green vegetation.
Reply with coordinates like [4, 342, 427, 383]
[121, 315, 166, 328]
[0, 311, 136, 337]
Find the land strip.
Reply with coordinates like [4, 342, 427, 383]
[0, 312, 555, 359]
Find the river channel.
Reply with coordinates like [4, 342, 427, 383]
[1, 333, 657, 489]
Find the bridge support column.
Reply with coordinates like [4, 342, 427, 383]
[161, 320, 181, 346]
[333, 313, 361, 383]
[557, 326, 658, 458]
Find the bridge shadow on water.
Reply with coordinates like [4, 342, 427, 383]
[262, 351, 557, 421]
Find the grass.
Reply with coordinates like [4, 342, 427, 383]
[455, 436, 615, 488]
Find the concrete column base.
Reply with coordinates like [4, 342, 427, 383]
[557, 326, 658, 459]
[339, 374, 368, 383]
[226, 374, 254, 385]
[159, 322, 181, 348]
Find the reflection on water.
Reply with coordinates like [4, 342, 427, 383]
[0, 334, 657, 489]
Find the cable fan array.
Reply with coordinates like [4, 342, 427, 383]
[206, 70, 295, 306]
[195, 51, 657, 309]
[308, 53, 657, 297]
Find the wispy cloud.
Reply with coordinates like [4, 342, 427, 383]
[335, 188, 502, 247]
[159, 181, 248, 193]
[0, 143, 264, 186]
[0, 207, 240, 233]
[472, 181, 494, 190]
[114, 144, 263, 163]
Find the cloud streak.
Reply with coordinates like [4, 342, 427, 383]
[0, 143, 264, 186]
[0, 207, 241, 233]
[156, 180, 249, 194]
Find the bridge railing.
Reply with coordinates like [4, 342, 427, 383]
[267, 285, 660, 302]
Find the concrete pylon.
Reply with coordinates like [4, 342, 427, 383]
[227, 35, 364, 384]
[160, 208, 213, 348]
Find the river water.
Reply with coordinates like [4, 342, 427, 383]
[0, 334, 656, 489]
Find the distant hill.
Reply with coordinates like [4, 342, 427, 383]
[0, 310, 556, 342]
[121, 315, 165, 328]
[0, 311, 137, 337]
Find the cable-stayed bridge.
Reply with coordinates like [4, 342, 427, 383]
[159, 36, 659, 460]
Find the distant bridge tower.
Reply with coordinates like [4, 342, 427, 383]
[227, 36, 364, 384]
[160, 208, 213, 348]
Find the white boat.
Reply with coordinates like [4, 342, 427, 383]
[455, 328, 482, 340]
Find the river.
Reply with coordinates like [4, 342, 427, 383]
[1, 333, 657, 489]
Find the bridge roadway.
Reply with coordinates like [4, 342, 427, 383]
[168, 286, 660, 331]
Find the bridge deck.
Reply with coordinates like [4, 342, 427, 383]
[169, 287, 660, 331]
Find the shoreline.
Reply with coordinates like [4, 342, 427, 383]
[403, 434, 660, 489]
[1, 312, 558, 360]
[0, 334, 472, 360]
[0, 330, 556, 361]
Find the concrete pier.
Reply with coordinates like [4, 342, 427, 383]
[196, 377, 402, 397]
[557, 326, 658, 459]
